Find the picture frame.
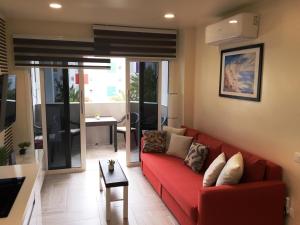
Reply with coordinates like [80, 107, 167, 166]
[219, 43, 264, 101]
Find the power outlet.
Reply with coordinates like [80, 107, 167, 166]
[294, 152, 300, 164]
[285, 197, 295, 218]
[289, 207, 295, 218]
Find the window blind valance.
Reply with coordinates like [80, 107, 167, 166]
[0, 17, 8, 75]
[93, 25, 177, 58]
[13, 37, 111, 69]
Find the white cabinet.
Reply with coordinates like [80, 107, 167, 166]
[21, 151, 45, 225]
[22, 187, 43, 225]
[22, 194, 35, 225]
[24, 198, 36, 225]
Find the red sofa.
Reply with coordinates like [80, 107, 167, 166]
[141, 127, 286, 225]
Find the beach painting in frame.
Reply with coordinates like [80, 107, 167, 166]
[219, 44, 264, 101]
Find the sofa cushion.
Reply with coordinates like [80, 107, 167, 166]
[222, 144, 266, 182]
[142, 130, 167, 153]
[142, 152, 202, 222]
[163, 126, 186, 148]
[167, 134, 193, 159]
[196, 134, 223, 170]
[184, 142, 209, 173]
[181, 125, 201, 139]
[203, 153, 226, 187]
[216, 152, 244, 186]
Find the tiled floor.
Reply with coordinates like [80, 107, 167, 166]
[41, 145, 179, 225]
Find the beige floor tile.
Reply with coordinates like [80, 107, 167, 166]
[41, 145, 178, 225]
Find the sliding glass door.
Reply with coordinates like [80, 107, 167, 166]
[43, 68, 84, 170]
[31, 68, 43, 150]
[126, 60, 169, 165]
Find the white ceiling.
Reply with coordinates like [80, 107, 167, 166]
[0, 0, 262, 28]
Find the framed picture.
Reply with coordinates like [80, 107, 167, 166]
[219, 43, 264, 101]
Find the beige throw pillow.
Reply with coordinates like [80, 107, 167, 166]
[216, 152, 244, 186]
[163, 126, 186, 149]
[203, 153, 226, 187]
[166, 134, 193, 159]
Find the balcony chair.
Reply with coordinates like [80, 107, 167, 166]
[117, 112, 139, 145]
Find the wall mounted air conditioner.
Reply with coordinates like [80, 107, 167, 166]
[205, 13, 259, 46]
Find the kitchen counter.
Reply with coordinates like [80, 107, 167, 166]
[0, 149, 45, 225]
[0, 164, 39, 225]
[16, 149, 44, 165]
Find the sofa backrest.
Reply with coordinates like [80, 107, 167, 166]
[182, 126, 282, 182]
[196, 134, 222, 170]
[181, 125, 201, 139]
[221, 144, 266, 182]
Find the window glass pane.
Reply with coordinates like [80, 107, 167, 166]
[84, 58, 125, 103]
[31, 68, 43, 149]
[68, 68, 81, 168]
[161, 61, 169, 127]
[44, 68, 68, 169]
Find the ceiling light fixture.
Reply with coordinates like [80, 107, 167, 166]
[229, 19, 238, 24]
[49, 3, 62, 9]
[164, 13, 175, 19]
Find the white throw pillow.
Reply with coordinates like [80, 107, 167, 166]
[203, 153, 226, 187]
[163, 126, 186, 148]
[216, 152, 244, 186]
[166, 134, 193, 159]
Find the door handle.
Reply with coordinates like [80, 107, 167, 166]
[80, 90, 83, 114]
[127, 89, 130, 121]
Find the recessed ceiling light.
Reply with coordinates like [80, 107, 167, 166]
[229, 19, 238, 24]
[164, 13, 175, 19]
[49, 3, 62, 9]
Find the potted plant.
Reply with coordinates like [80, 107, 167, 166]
[0, 146, 9, 166]
[108, 159, 115, 172]
[18, 142, 31, 155]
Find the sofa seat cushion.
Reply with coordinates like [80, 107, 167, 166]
[142, 152, 202, 222]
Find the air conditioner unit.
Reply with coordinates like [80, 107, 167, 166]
[205, 13, 259, 46]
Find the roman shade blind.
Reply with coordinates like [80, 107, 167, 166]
[0, 16, 8, 75]
[93, 25, 177, 58]
[13, 37, 111, 69]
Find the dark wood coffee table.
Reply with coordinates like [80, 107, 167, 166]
[99, 160, 128, 221]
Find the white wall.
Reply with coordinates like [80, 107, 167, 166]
[193, 1, 300, 225]
[178, 28, 196, 127]
[12, 69, 33, 149]
[167, 28, 196, 128]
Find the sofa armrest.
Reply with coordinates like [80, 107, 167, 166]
[198, 180, 285, 225]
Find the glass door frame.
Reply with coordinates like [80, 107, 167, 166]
[39, 67, 86, 173]
[125, 58, 163, 167]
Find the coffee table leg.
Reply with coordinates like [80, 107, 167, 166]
[106, 188, 111, 221]
[99, 169, 103, 192]
[123, 186, 128, 219]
